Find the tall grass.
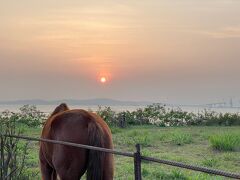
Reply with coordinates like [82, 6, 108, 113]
[170, 132, 193, 146]
[209, 133, 240, 151]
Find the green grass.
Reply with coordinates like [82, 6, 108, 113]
[22, 126, 240, 179]
[209, 133, 240, 151]
[201, 157, 218, 167]
[170, 131, 193, 146]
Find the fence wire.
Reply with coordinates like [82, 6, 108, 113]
[2, 134, 240, 179]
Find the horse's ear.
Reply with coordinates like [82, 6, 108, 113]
[50, 103, 69, 117]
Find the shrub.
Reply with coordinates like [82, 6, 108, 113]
[96, 104, 240, 128]
[201, 110, 240, 126]
[96, 106, 117, 126]
[17, 105, 47, 127]
[0, 110, 37, 179]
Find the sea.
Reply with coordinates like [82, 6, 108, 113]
[0, 104, 240, 114]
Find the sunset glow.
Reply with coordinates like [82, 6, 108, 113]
[0, 1, 240, 104]
[100, 77, 107, 83]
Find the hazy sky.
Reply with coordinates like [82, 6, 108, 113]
[1, 0, 240, 104]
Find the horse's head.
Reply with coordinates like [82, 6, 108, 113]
[50, 103, 69, 117]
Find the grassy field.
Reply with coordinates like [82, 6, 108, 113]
[23, 126, 240, 179]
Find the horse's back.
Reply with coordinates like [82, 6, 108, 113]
[42, 109, 112, 146]
[43, 110, 93, 141]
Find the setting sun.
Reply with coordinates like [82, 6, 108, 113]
[100, 77, 107, 83]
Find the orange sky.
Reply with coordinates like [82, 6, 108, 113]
[0, 1, 240, 104]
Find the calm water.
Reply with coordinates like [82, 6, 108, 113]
[0, 104, 240, 114]
[0, 105, 145, 113]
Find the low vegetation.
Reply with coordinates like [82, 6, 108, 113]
[5, 126, 237, 180]
[209, 133, 240, 151]
[0, 105, 240, 179]
[96, 104, 240, 128]
[0, 110, 38, 180]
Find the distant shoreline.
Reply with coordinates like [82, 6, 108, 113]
[0, 104, 240, 114]
[0, 98, 153, 106]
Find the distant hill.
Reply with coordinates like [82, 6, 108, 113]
[0, 98, 154, 106]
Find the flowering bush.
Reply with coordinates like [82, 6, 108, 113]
[96, 104, 240, 128]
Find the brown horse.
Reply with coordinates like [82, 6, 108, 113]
[39, 103, 114, 180]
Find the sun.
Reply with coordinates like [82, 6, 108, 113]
[100, 77, 107, 83]
[98, 71, 111, 84]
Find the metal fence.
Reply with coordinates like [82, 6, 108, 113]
[2, 134, 240, 180]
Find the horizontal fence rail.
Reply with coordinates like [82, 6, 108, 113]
[2, 134, 240, 179]
[2, 134, 134, 158]
[141, 156, 240, 179]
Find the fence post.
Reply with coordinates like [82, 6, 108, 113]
[134, 144, 142, 180]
